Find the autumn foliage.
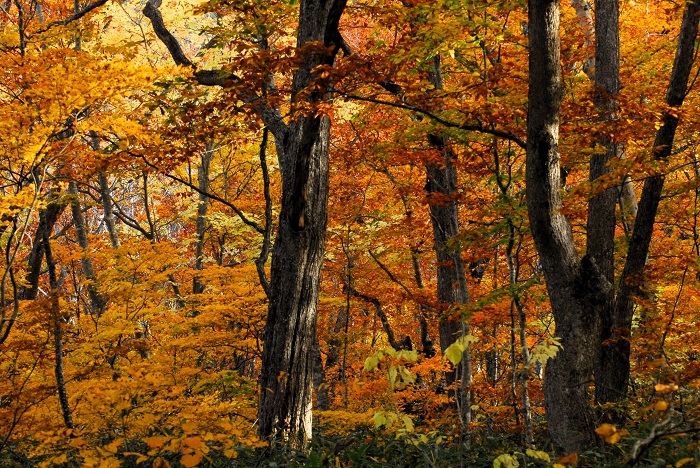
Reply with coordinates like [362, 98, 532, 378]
[1, 0, 700, 465]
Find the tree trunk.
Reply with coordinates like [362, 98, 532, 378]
[98, 172, 120, 249]
[44, 224, 74, 429]
[526, 0, 611, 451]
[597, 0, 700, 404]
[257, 0, 347, 445]
[141, 0, 347, 444]
[193, 142, 213, 295]
[67, 181, 106, 316]
[587, 0, 621, 408]
[425, 55, 472, 430]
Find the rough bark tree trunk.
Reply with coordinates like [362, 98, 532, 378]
[526, 0, 612, 451]
[597, 0, 700, 404]
[257, 0, 347, 445]
[425, 55, 472, 431]
[527, 0, 700, 450]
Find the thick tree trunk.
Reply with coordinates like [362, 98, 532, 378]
[526, 0, 611, 451]
[258, 114, 331, 445]
[587, 0, 621, 407]
[425, 55, 472, 429]
[257, 0, 346, 445]
[598, 0, 700, 404]
[142, 0, 345, 444]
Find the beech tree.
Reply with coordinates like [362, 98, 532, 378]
[142, 0, 348, 445]
[527, 0, 700, 451]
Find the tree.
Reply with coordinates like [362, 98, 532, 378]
[141, 0, 349, 445]
[526, 0, 700, 450]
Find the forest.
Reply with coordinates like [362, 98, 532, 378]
[1, 0, 700, 465]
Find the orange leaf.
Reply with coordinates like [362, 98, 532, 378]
[557, 452, 578, 465]
[181, 453, 204, 467]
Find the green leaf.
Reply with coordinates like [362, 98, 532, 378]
[444, 342, 465, 365]
[388, 365, 398, 390]
[363, 355, 380, 372]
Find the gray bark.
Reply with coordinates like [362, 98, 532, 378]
[67, 181, 106, 316]
[526, 0, 611, 451]
[98, 172, 120, 249]
[193, 143, 213, 295]
[257, 0, 347, 445]
[598, 0, 700, 404]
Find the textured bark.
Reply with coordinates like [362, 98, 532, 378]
[598, 0, 700, 404]
[20, 202, 65, 301]
[193, 143, 213, 295]
[587, 0, 620, 407]
[257, 0, 347, 445]
[425, 55, 472, 428]
[98, 172, 120, 249]
[526, 0, 611, 451]
[67, 182, 106, 316]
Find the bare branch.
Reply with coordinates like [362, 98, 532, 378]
[32, 0, 109, 36]
[341, 93, 527, 149]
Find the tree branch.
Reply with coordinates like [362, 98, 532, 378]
[341, 93, 527, 149]
[344, 284, 400, 350]
[136, 152, 265, 235]
[31, 0, 109, 36]
[368, 249, 435, 312]
[141, 0, 288, 143]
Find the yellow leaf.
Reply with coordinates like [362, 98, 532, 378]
[654, 400, 668, 411]
[493, 453, 519, 468]
[444, 342, 465, 365]
[104, 438, 123, 453]
[525, 449, 550, 462]
[594, 423, 616, 438]
[676, 458, 695, 467]
[180, 453, 203, 467]
[654, 383, 678, 394]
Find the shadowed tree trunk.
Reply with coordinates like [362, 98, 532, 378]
[597, 0, 700, 405]
[143, 0, 348, 444]
[526, 0, 610, 450]
[527, 0, 700, 450]
[425, 55, 472, 431]
[256, 0, 347, 445]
